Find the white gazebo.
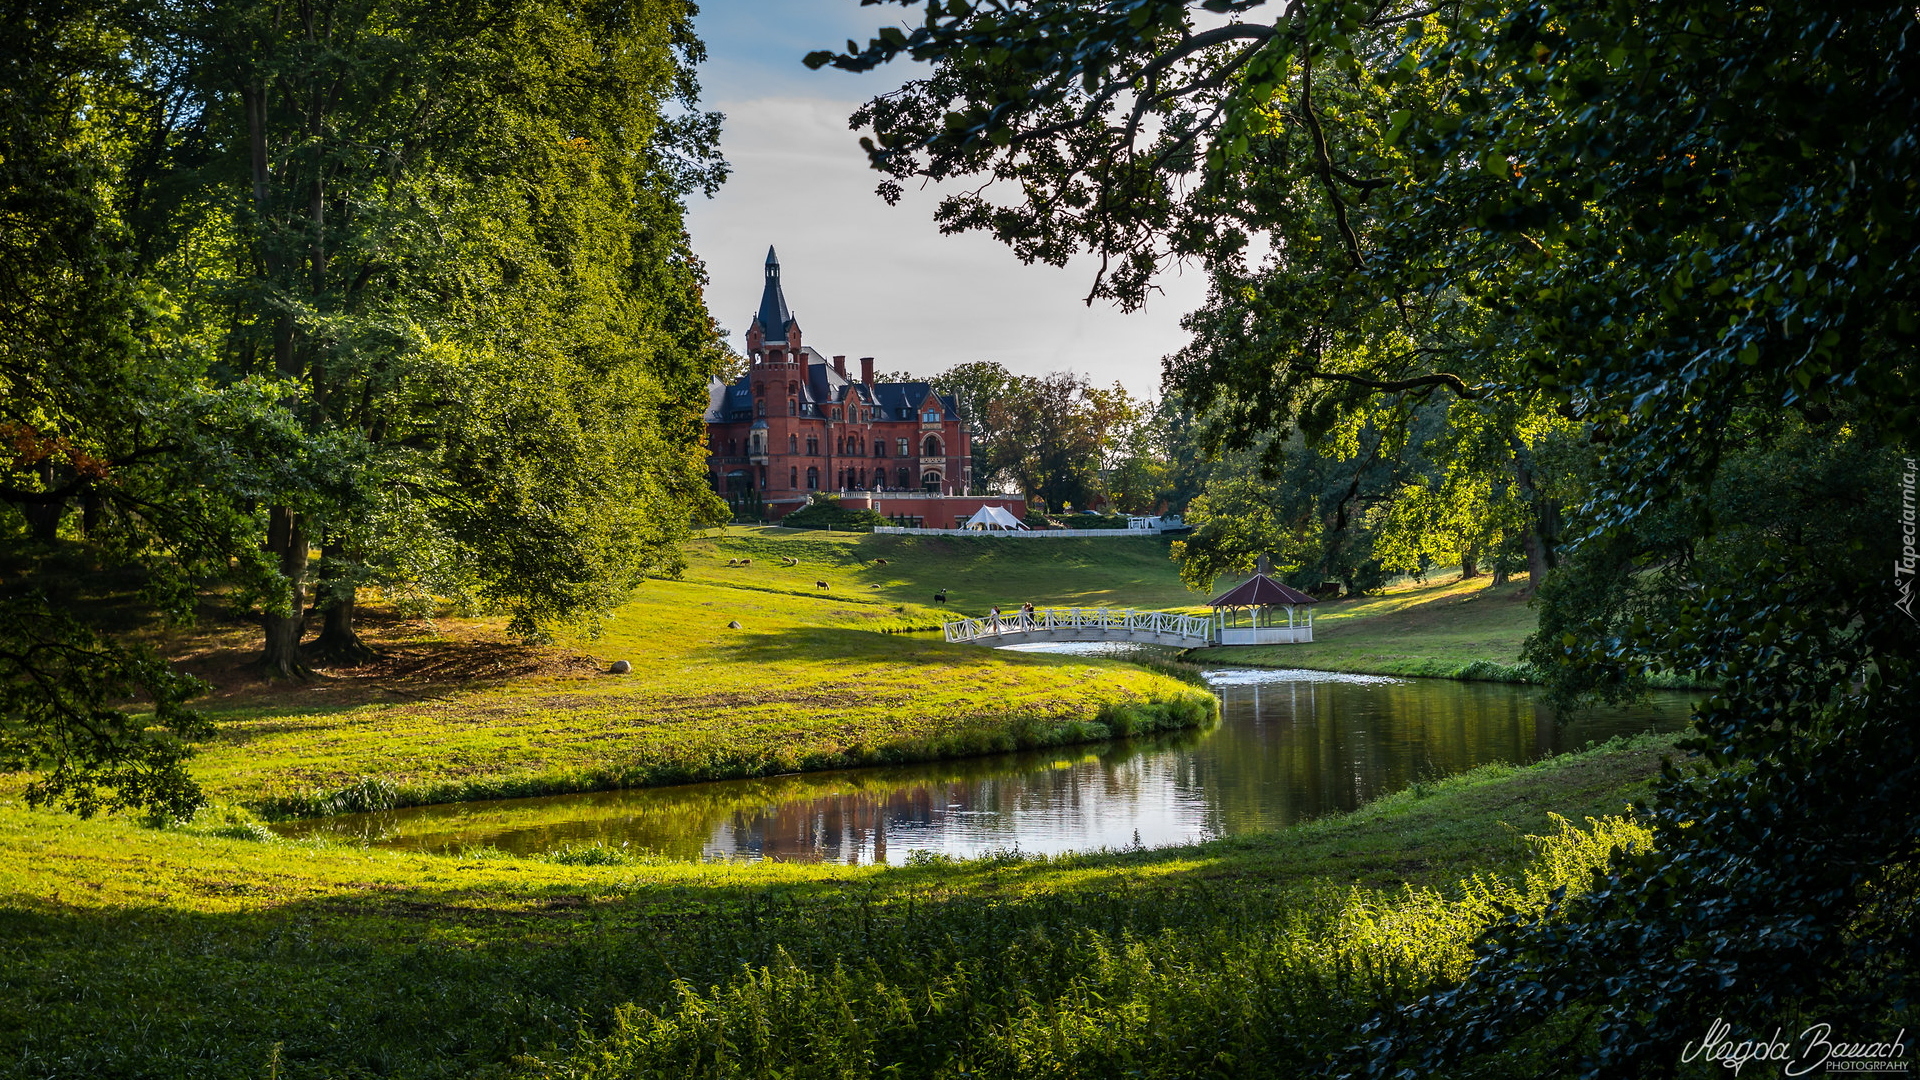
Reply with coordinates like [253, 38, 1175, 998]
[1207, 556, 1319, 644]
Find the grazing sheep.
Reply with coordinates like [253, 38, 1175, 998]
[781, 556, 798, 566]
[739, 558, 751, 566]
[816, 580, 829, 590]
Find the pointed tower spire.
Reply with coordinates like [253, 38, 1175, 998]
[755, 246, 793, 343]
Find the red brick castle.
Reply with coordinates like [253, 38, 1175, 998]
[704, 248, 1026, 527]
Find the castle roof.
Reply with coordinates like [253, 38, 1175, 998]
[751, 245, 796, 339]
[704, 245, 964, 424]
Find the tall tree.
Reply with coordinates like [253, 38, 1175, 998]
[814, 0, 1918, 1070]
[147, 0, 729, 672]
[2, 0, 730, 814]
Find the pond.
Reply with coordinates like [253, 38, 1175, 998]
[279, 649, 1692, 864]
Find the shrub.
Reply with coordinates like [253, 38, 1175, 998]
[1059, 512, 1128, 530]
[781, 495, 888, 532]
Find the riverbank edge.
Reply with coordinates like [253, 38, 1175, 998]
[1181, 649, 1710, 691]
[248, 688, 1220, 821]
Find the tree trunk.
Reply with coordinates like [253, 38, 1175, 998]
[1507, 436, 1557, 593]
[258, 505, 312, 679]
[308, 543, 376, 666]
[1460, 546, 1480, 579]
[22, 460, 64, 541]
[22, 500, 64, 542]
[1522, 529, 1552, 592]
[1491, 532, 1510, 586]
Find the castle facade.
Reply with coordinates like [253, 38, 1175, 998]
[704, 248, 1026, 527]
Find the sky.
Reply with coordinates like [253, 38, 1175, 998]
[683, 0, 1207, 399]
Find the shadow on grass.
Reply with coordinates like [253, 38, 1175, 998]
[0, 733, 1671, 1080]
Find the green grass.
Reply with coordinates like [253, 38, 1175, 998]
[178, 575, 1211, 816]
[679, 526, 1208, 612]
[0, 732, 1677, 1079]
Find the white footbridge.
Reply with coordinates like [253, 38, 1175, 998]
[942, 607, 1313, 648]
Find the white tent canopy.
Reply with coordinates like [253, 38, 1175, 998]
[964, 504, 1028, 531]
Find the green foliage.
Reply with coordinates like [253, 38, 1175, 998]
[0, 598, 211, 819]
[778, 495, 888, 532]
[820, 0, 1918, 1070]
[1056, 512, 1127, 530]
[526, 815, 1648, 1079]
[0, 735, 1671, 1078]
[2, 0, 731, 809]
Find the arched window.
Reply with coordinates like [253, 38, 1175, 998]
[788, 381, 799, 395]
[922, 435, 942, 457]
[897, 467, 910, 488]
[921, 471, 941, 493]
[755, 400, 765, 417]
[788, 399, 797, 416]
[788, 434, 797, 454]
[727, 439, 736, 455]
[806, 467, 818, 490]
[806, 435, 819, 455]
[754, 383, 764, 398]
[873, 439, 886, 458]
[789, 466, 798, 488]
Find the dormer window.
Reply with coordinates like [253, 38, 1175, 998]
[831, 407, 842, 421]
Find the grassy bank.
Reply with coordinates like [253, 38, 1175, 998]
[170, 574, 1211, 817]
[1188, 572, 1543, 680]
[0, 732, 1677, 1079]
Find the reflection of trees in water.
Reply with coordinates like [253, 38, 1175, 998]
[298, 680, 1685, 863]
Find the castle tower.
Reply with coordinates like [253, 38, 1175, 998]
[746, 245, 801, 356]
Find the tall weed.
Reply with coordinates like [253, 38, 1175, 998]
[523, 814, 1651, 1079]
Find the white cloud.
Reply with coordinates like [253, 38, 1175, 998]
[683, 94, 1207, 398]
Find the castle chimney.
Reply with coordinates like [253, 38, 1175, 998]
[832, 354, 847, 378]
[859, 356, 875, 384]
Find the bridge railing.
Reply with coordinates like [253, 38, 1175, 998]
[942, 607, 1214, 644]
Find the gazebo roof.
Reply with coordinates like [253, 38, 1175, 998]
[1208, 572, 1318, 608]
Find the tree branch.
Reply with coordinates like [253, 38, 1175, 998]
[1301, 367, 1484, 399]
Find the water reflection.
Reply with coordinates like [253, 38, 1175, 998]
[281, 662, 1690, 864]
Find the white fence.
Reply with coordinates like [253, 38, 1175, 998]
[875, 527, 1169, 538]
[944, 607, 1216, 646]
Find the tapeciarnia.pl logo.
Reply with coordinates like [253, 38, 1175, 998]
[1680, 1017, 1909, 1076]
[1898, 456, 1917, 623]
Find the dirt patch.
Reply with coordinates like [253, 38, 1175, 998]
[161, 604, 607, 711]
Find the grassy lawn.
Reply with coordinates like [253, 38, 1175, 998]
[0, 732, 1677, 1079]
[678, 526, 1207, 612]
[174, 573, 1210, 815]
